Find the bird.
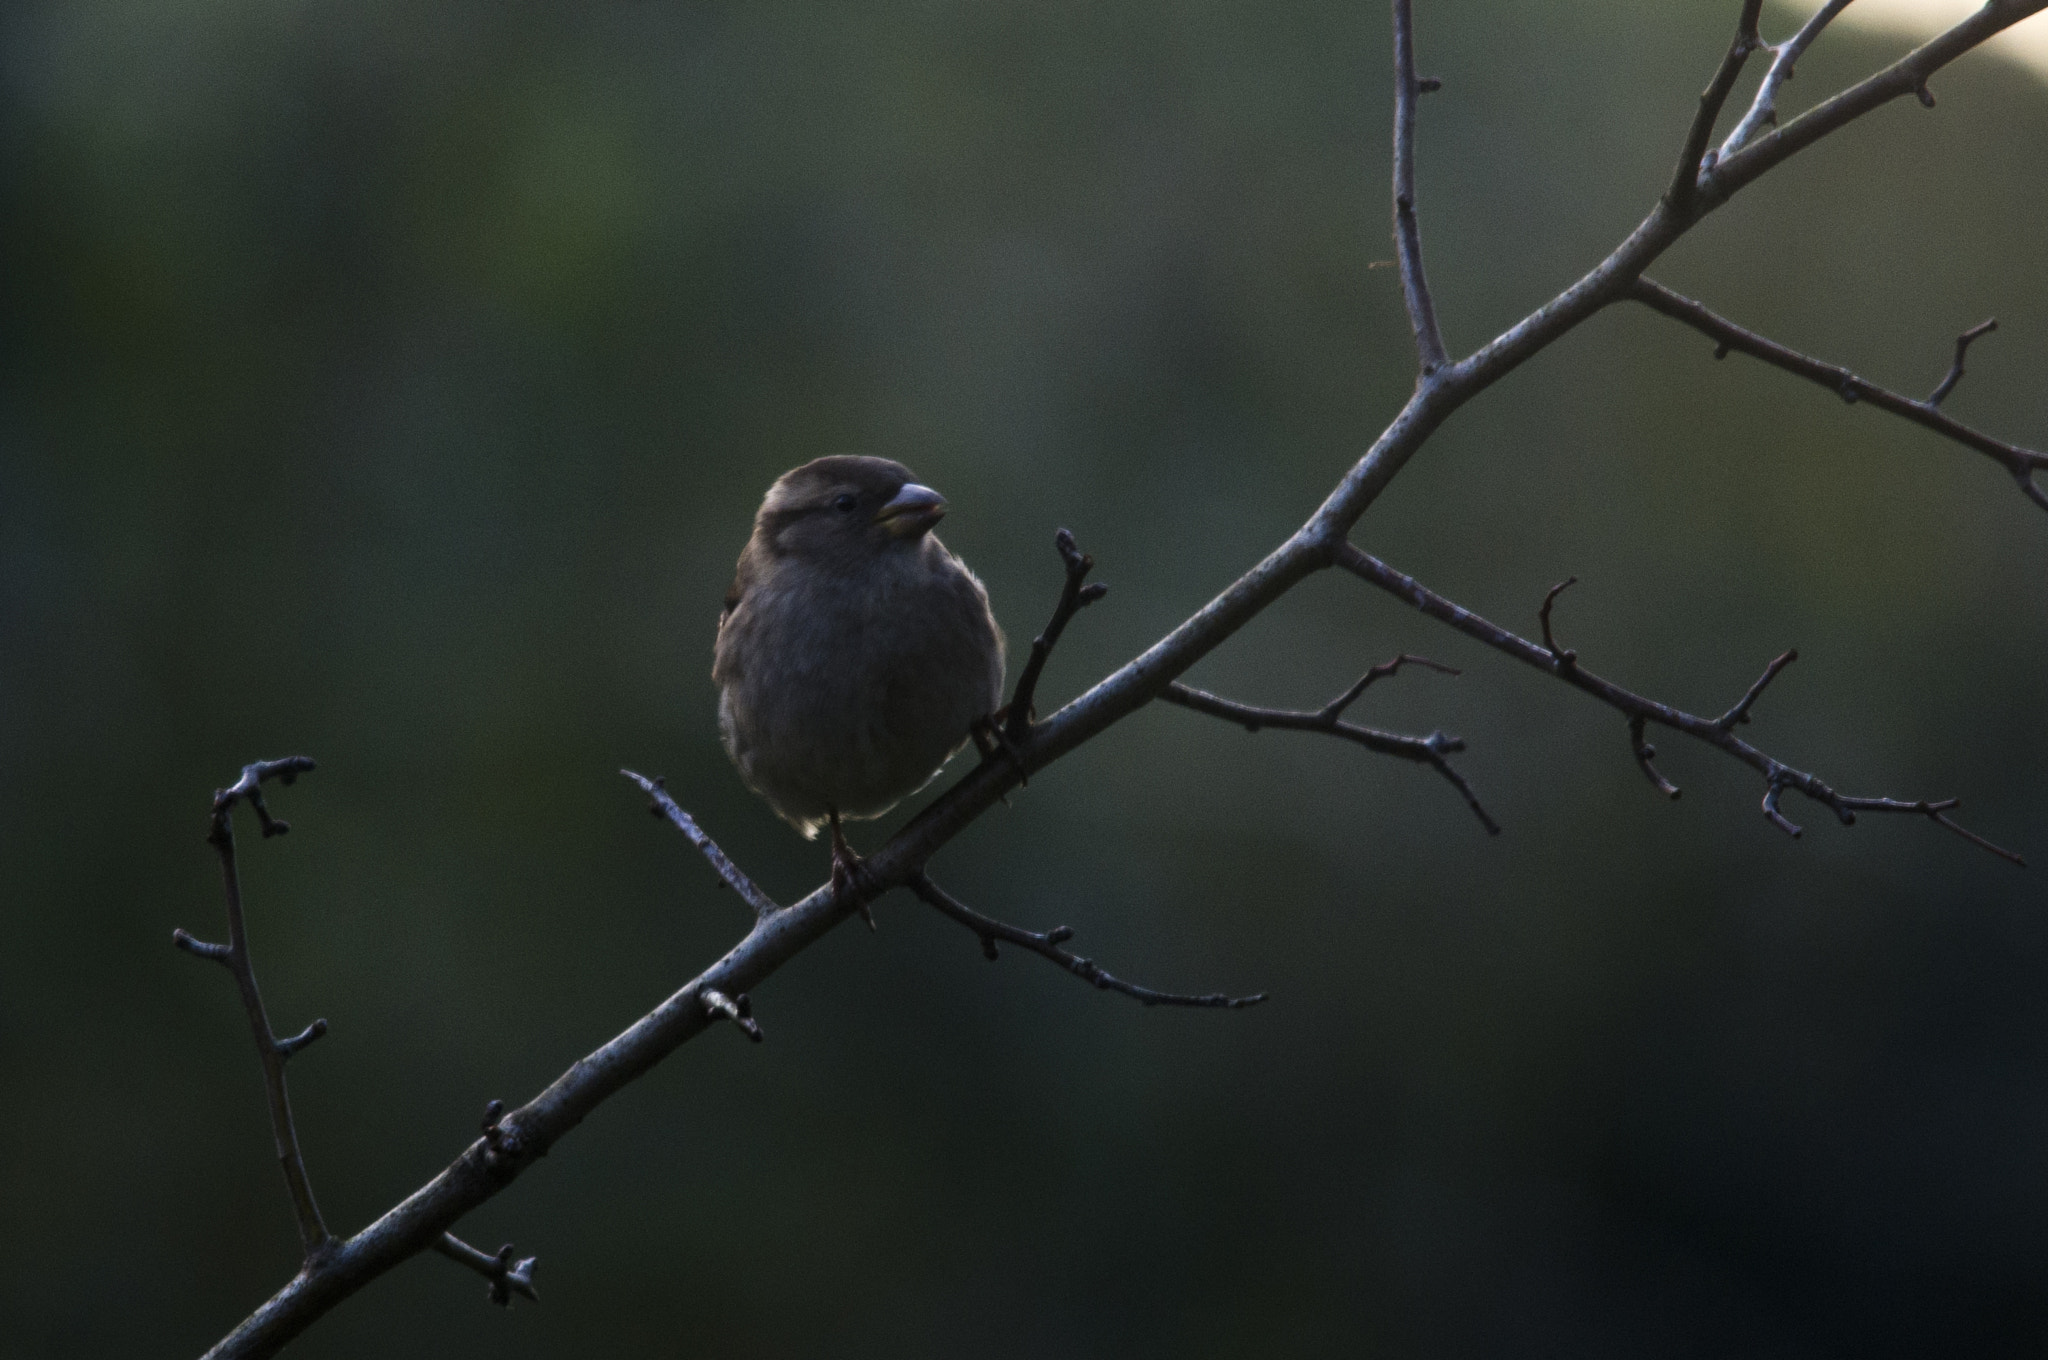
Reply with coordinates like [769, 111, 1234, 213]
[713, 456, 1006, 900]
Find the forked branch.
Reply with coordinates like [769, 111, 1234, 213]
[907, 874, 1266, 1009]
[432, 1234, 539, 1307]
[1336, 545, 2024, 865]
[172, 758, 331, 1261]
[1630, 277, 2047, 512]
[1158, 655, 1500, 834]
[1003, 528, 1108, 753]
[1718, 0, 1854, 158]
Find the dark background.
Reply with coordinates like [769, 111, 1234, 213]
[4, 2, 2046, 1355]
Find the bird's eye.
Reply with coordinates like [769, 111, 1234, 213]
[832, 493, 858, 512]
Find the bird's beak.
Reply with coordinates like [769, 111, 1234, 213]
[875, 482, 947, 538]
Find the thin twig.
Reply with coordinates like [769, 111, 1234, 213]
[1539, 577, 1578, 666]
[1002, 528, 1108, 751]
[432, 1234, 539, 1307]
[1629, 714, 1682, 800]
[1158, 655, 1499, 835]
[1928, 318, 1998, 407]
[907, 874, 1266, 1009]
[1336, 545, 2024, 865]
[1391, 0, 1449, 375]
[173, 758, 332, 1261]
[624, 770, 781, 918]
[1714, 650, 1797, 730]
[1631, 278, 2048, 514]
[1667, 0, 1766, 212]
[1718, 0, 1855, 160]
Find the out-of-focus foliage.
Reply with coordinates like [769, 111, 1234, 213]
[2, 2, 2044, 1356]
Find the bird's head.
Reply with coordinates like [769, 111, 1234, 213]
[752, 455, 949, 568]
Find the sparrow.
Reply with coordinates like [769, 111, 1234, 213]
[713, 456, 1006, 895]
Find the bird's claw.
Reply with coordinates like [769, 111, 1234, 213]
[972, 713, 1030, 785]
[828, 812, 878, 930]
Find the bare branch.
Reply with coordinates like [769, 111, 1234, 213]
[1157, 656, 1500, 835]
[1719, 0, 1855, 160]
[1928, 317, 1998, 407]
[1002, 528, 1108, 756]
[1539, 576, 1578, 665]
[193, 7, 2047, 1353]
[1630, 278, 2048, 513]
[1667, 0, 1766, 212]
[1703, 1, 2048, 208]
[432, 1234, 539, 1308]
[1336, 545, 2024, 865]
[907, 873, 1266, 1009]
[1629, 714, 1683, 800]
[1391, 0, 1450, 375]
[174, 759, 332, 1262]
[624, 770, 781, 918]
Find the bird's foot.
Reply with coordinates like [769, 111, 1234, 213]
[971, 712, 1029, 786]
[828, 812, 878, 930]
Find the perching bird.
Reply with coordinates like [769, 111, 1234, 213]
[713, 456, 1006, 894]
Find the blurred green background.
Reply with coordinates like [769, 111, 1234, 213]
[3, 1, 2046, 1355]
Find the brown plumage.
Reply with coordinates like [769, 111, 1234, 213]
[713, 457, 1005, 861]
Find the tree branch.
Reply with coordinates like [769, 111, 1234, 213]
[1667, 0, 1765, 212]
[193, 6, 2046, 1353]
[906, 874, 1266, 1009]
[624, 770, 782, 918]
[1702, 0, 2048, 209]
[431, 1234, 539, 1307]
[1335, 545, 2023, 865]
[173, 758, 332, 1263]
[1002, 528, 1108, 755]
[1718, 0, 1854, 160]
[1391, 0, 1450, 375]
[1157, 655, 1500, 834]
[1630, 277, 2048, 513]
[1928, 317, 1999, 408]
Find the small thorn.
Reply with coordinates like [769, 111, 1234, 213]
[277, 1018, 328, 1057]
[172, 928, 232, 962]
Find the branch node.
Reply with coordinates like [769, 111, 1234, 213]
[1761, 781, 1804, 838]
[1714, 649, 1797, 730]
[434, 1232, 540, 1307]
[1914, 81, 1936, 109]
[702, 987, 765, 1042]
[1417, 75, 1442, 93]
[1538, 576, 1578, 665]
[480, 1099, 523, 1165]
[1629, 714, 1683, 800]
